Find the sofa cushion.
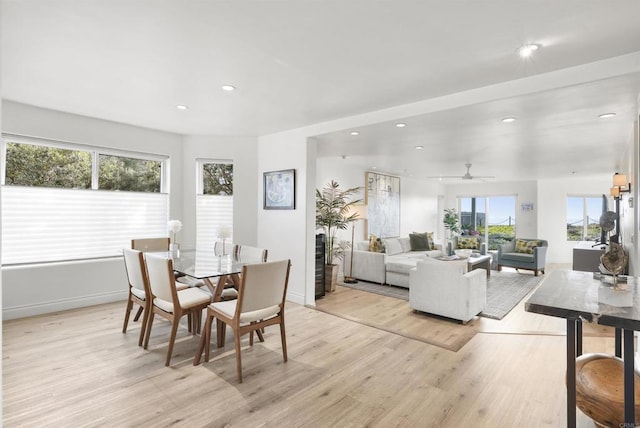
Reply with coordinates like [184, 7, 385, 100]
[386, 259, 419, 275]
[383, 238, 404, 255]
[369, 235, 384, 252]
[409, 232, 431, 251]
[501, 252, 534, 263]
[457, 236, 479, 250]
[515, 239, 541, 254]
[399, 237, 412, 253]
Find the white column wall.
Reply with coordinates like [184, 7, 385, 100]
[2, 101, 184, 319]
[181, 135, 258, 249]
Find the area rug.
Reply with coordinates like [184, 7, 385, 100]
[339, 271, 543, 320]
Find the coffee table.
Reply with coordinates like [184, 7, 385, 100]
[467, 254, 491, 277]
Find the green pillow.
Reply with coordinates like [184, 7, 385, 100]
[409, 232, 430, 251]
[515, 239, 541, 254]
[457, 236, 479, 250]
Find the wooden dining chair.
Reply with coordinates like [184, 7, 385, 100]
[235, 245, 268, 262]
[131, 237, 170, 252]
[143, 254, 211, 366]
[122, 248, 152, 346]
[195, 259, 290, 383]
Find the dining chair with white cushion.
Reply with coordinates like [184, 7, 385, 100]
[122, 248, 152, 347]
[236, 245, 268, 262]
[194, 259, 290, 383]
[143, 254, 211, 366]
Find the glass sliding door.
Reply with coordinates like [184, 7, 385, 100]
[459, 195, 516, 250]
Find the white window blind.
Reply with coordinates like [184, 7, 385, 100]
[2, 186, 168, 265]
[196, 194, 233, 250]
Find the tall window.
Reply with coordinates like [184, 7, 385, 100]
[566, 196, 602, 241]
[196, 160, 233, 250]
[459, 196, 516, 250]
[1, 136, 168, 264]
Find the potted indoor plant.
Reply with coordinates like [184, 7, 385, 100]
[316, 180, 362, 291]
[443, 208, 461, 256]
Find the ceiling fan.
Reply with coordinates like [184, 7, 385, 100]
[428, 163, 495, 181]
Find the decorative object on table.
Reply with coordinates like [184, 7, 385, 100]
[599, 241, 628, 285]
[443, 208, 461, 255]
[343, 204, 368, 284]
[168, 219, 182, 258]
[215, 225, 232, 256]
[365, 171, 400, 238]
[263, 169, 295, 209]
[315, 180, 362, 292]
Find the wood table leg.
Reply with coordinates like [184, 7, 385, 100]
[624, 329, 635, 425]
[567, 319, 577, 428]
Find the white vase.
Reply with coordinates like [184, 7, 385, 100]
[169, 243, 180, 258]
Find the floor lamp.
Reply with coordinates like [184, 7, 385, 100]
[343, 205, 367, 284]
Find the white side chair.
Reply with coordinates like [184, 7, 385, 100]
[194, 259, 291, 383]
[122, 248, 152, 346]
[143, 254, 211, 366]
[409, 257, 486, 324]
[236, 245, 268, 262]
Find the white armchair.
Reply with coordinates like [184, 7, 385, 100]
[409, 257, 487, 324]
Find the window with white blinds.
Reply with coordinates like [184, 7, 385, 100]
[1, 135, 170, 265]
[196, 160, 233, 250]
[1, 186, 168, 265]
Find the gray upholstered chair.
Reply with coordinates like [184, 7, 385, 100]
[496, 238, 548, 276]
[450, 235, 486, 255]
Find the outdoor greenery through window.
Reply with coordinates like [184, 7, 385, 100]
[566, 196, 602, 241]
[1, 136, 169, 264]
[203, 162, 233, 195]
[459, 196, 516, 250]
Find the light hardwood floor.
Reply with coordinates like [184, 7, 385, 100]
[3, 265, 612, 427]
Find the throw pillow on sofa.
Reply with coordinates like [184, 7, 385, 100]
[515, 239, 541, 254]
[369, 234, 384, 253]
[383, 238, 404, 255]
[409, 232, 430, 251]
[457, 236, 479, 250]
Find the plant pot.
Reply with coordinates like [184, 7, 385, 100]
[325, 264, 338, 292]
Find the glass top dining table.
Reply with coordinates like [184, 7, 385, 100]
[156, 249, 263, 302]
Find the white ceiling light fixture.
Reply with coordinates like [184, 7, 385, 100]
[598, 112, 616, 119]
[395, 123, 406, 128]
[176, 104, 189, 110]
[501, 117, 517, 123]
[518, 44, 539, 58]
[221, 84, 236, 92]
[415, 145, 424, 150]
[349, 131, 360, 136]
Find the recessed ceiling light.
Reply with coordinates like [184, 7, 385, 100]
[395, 123, 407, 128]
[221, 85, 236, 91]
[415, 145, 424, 150]
[350, 131, 360, 136]
[502, 117, 517, 123]
[176, 104, 189, 110]
[598, 113, 616, 119]
[518, 44, 539, 58]
[371, 166, 377, 170]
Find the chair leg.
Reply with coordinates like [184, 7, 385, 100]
[279, 319, 288, 362]
[194, 312, 213, 365]
[138, 307, 149, 347]
[133, 306, 144, 322]
[234, 329, 243, 383]
[188, 312, 193, 333]
[143, 311, 155, 349]
[217, 319, 226, 348]
[122, 298, 133, 333]
[165, 316, 181, 367]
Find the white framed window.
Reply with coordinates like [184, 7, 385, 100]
[566, 195, 603, 241]
[196, 159, 233, 250]
[1, 134, 169, 265]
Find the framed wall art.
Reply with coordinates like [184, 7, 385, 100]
[365, 171, 400, 238]
[263, 169, 296, 210]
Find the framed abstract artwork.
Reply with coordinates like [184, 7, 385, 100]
[263, 169, 296, 210]
[365, 171, 400, 238]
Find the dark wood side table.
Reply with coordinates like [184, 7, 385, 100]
[525, 270, 640, 427]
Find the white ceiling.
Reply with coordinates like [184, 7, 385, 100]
[3, 1, 640, 181]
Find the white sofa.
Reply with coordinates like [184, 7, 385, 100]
[409, 257, 487, 323]
[343, 236, 443, 288]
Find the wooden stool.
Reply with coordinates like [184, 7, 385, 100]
[575, 353, 640, 427]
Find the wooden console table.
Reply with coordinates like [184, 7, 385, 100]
[525, 270, 640, 427]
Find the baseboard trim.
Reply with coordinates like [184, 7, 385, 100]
[3, 290, 128, 320]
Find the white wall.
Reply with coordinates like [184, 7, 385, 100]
[257, 130, 312, 305]
[181, 135, 259, 249]
[2, 101, 184, 319]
